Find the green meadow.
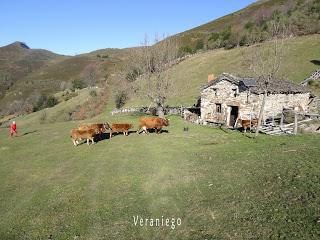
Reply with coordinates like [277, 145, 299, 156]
[1, 112, 320, 239]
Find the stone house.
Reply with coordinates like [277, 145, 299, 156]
[201, 73, 314, 127]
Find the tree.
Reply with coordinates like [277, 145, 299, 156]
[113, 72, 131, 109]
[72, 79, 86, 90]
[82, 63, 98, 87]
[132, 35, 179, 117]
[244, 19, 289, 136]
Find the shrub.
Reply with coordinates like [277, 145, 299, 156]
[195, 40, 204, 51]
[72, 79, 86, 90]
[115, 91, 128, 109]
[220, 27, 231, 41]
[35, 94, 47, 110]
[35, 94, 58, 111]
[46, 95, 58, 108]
[63, 91, 78, 101]
[179, 46, 194, 55]
[208, 32, 220, 42]
[126, 68, 141, 82]
[244, 21, 254, 30]
[90, 90, 97, 97]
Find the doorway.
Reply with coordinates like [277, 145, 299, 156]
[229, 106, 239, 127]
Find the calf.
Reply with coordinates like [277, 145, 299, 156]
[238, 118, 258, 132]
[137, 117, 169, 134]
[109, 123, 133, 138]
[70, 128, 96, 146]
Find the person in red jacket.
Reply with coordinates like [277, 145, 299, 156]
[10, 121, 18, 137]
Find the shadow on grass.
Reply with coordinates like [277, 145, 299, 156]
[21, 130, 38, 136]
[243, 133, 256, 139]
[310, 59, 320, 65]
[137, 129, 169, 134]
[108, 130, 137, 138]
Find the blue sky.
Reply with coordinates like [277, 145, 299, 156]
[0, 0, 256, 55]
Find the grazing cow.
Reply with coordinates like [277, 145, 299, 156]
[237, 118, 258, 132]
[70, 129, 97, 146]
[109, 123, 133, 138]
[137, 117, 169, 134]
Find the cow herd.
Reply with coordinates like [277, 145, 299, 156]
[70, 117, 169, 146]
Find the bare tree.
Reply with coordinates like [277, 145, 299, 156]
[131, 34, 179, 117]
[244, 19, 289, 136]
[82, 63, 98, 87]
[113, 71, 131, 109]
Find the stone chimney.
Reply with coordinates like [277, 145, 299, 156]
[208, 74, 214, 83]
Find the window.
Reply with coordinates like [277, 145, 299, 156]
[216, 103, 222, 113]
[213, 88, 218, 96]
[232, 88, 238, 97]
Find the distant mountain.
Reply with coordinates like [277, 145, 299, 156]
[0, 42, 128, 116]
[0, 41, 63, 100]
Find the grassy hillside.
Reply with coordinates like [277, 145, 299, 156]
[160, 34, 320, 106]
[2, 34, 319, 117]
[173, 0, 320, 52]
[0, 42, 63, 100]
[0, 45, 125, 116]
[0, 113, 320, 239]
[11, 88, 102, 126]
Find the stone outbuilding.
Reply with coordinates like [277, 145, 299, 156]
[201, 73, 314, 127]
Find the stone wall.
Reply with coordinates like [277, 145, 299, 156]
[111, 106, 186, 116]
[201, 80, 312, 125]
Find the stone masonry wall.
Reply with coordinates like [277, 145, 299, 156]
[201, 80, 312, 125]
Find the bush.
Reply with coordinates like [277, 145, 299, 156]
[179, 46, 194, 55]
[47, 95, 58, 108]
[220, 27, 231, 41]
[35, 94, 58, 111]
[208, 32, 220, 42]
[90, 90, 97, 97]
[195, 40, 204, 51]
[63, 91, 77, 101]
[244, 21, 254, 30]
[72, 79, 86, 90]
[126, 68, 141, 82]
[115, 91, 128, 109]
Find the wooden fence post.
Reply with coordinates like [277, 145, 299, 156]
[293, 111, 298, 135]
[280, 110, 284, 127]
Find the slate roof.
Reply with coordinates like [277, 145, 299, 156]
[202, 73, 312, 95]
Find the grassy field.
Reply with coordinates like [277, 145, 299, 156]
[1, 112, 320, 239]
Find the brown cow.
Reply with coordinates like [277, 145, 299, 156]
[137, 117, 169, 134]
[109, 123, 133, 138]
[78, 123, 111, 141]
[70, 129, 97, 146]
[238, 118, 258, 132]
[78, 123, 111, 134]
